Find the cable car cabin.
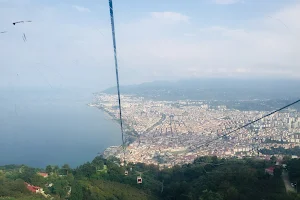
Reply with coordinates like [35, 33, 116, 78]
[137, 176, 142, 184]
[124, 170, 128, 176]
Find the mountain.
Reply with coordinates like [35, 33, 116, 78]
[103, 78, 300, 101]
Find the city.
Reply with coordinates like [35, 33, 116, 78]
[90, 93, 300, 168]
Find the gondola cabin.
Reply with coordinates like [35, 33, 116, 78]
[137, 176, 142, 184]
[124, 170, 128, 176]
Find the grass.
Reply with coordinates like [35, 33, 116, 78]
[97, 165, 108, 173]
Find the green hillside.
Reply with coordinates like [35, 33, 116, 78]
[1, 156, 300, 200]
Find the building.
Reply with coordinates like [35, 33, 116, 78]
[265, 166, 275, 176]
[25, 182, 43, 193]
[37, 172, 49, 178]
[25, 182, 51, 198]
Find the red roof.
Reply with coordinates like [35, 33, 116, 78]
[25, 182, 41, 193]
[37, 172, 48, 177]
[265, 166, 275, 172]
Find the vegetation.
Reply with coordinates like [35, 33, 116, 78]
[264, 138, 288, 144]
[0, 171, 45, 200]
[260, 146, 300, 156]
[288, 159, 300, 193]
[1, 156, 300, 200]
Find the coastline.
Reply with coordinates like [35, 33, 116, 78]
[88, 103, 138, 158]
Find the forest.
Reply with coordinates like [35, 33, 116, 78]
[1, 156, 300, 200]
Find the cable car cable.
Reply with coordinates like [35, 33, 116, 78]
[108, 0, 126, 165]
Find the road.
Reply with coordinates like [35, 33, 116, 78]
[282, 170, 296, 193]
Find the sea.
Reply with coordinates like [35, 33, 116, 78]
[0, 88, 121, 168]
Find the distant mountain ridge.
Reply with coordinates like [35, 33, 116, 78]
[102, 78, 300, 101]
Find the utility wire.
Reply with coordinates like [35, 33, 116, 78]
[108, 0, 126, 165]
[200, 98, 300, 148]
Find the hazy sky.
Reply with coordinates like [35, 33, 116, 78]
[1, 0, 300, 91]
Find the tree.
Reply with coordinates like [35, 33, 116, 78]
[31, 174, 46, 187]
[20, 166, 35, 182]
[51, 179, 68, 198]
[66, 173, 75, 183]
[62, 164, 71, 175]
[199, 190, 223, 200]
[62, 164, 71, 169]
[53, 165, 59, 175]
[270, 156, 277, 163]
[70, 181, 83, 200]
[46, 165, 53, 174]
[212, 156, 218, 164]
[92, 156, 104, 170]
[76, 162, 96, 178]
[226, 187, 239, 200]
[274, 167, 283, 178]
[282, 155, 292, 164]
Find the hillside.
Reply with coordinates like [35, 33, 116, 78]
[1, 156, 300, 200]
[103, 79, 300, 101]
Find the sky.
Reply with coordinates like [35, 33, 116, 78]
[0, 0, 300, 91]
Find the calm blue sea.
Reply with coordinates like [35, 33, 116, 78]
[0, 88, 121, 168]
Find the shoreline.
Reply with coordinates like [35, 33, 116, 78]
[88, 103, 139, 157]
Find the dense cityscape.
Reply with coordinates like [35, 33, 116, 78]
[90, 93, 300, 168]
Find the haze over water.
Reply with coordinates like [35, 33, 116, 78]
[0, 88, 121, 168]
